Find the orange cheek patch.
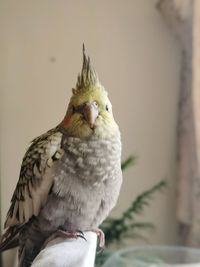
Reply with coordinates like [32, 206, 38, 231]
[63, 115, 71, 127]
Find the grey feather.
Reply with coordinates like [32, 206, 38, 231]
[74, 44, 100, 92]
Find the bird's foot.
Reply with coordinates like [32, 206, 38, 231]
[90, 228, 105, 250]
[42, 229, 86, 248]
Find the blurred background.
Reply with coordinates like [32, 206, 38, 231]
[1, 0, 199, 266]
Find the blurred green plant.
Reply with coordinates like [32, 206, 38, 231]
[95, 156, 167, 267]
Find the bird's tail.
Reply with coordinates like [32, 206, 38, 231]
[0, 226, 21, 252]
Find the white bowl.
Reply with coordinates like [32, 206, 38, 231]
[102, 246, 200, 267]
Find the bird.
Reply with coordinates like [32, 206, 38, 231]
[0, 45, 122, 267]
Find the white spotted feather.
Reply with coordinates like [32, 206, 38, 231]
[4, 128, 63, 228]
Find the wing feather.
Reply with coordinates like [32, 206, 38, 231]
[4, 128, 63, 228]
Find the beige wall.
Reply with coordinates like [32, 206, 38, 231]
[0, 0, 181, 266]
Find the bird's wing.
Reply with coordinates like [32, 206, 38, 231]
[4, 127, 64, 228]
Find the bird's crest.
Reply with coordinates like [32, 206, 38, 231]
[73, 44, 100, 95]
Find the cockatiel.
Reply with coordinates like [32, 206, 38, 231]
[0, 45, 122, 267]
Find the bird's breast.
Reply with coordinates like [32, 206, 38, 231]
[54, 135, 121, 189]
[41, 134, 122, 230]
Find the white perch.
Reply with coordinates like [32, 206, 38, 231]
[31, 232, 97, 267]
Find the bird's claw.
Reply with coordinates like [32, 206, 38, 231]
[76, 230, 87, 241]
[89, 228, 105, 253]
[77, 230, 84, 236]
[42, 229, 86, 248]
[56, 229, 86, 242]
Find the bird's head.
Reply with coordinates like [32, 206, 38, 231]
[61, 45, 119, 139]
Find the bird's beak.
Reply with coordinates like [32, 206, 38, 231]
[83, 102, 99, 129]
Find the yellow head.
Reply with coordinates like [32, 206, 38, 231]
[61, 45, 119, 139]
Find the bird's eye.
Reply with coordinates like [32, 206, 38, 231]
[94, 101, 98, 108]
[106, 105, 109, 111]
